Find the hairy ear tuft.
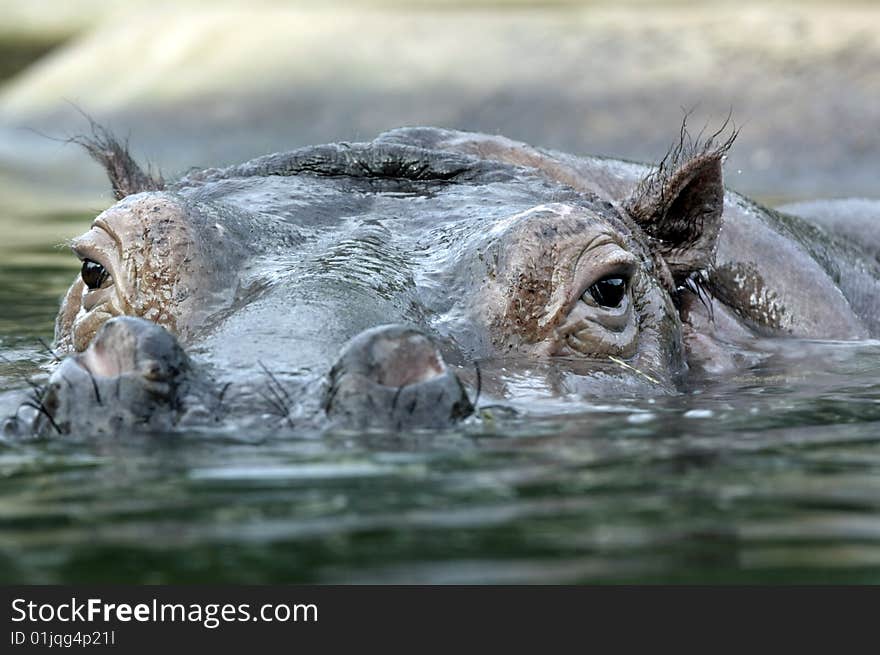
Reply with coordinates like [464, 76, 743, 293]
[71, 120, 164, 200]
[625, 117, 737, 285]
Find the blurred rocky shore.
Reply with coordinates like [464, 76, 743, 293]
[0, 0, 878, 216]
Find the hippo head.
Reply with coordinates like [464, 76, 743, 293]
[9, 317, 217, 437]
[44, 124, 729, 434]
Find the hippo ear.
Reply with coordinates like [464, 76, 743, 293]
[72, 120, 164, 200]
[624, 129, 734, 284]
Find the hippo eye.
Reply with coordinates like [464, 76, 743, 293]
[584, 276, 626, 308]
[81, 259, 110, 290]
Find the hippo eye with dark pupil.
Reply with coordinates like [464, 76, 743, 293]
[585, 277, 626, 308]
[81, 259, 110, 290]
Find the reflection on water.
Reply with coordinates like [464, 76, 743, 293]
[1, 211, 880, 584]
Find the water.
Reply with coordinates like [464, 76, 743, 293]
[2, 211, 880, 584]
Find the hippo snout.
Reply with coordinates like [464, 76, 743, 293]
[32, 317, 203, 436]
[324, 325, 474, 430]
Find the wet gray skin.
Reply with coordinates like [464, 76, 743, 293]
[8, 125, 880, 436]
[776, 199, 880, 263]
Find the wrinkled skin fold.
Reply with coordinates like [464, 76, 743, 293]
[5, 125, 879, 437]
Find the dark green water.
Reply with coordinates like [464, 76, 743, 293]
[1, 211, 880, 584]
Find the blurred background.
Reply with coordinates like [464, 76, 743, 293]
[1, 0, 879, 216]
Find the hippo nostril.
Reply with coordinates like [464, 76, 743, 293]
[75, 317, 187, 381]
[371, 334, 447, 388]
[325, 324, 473, 430]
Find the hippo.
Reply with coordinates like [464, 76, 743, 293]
[4, 122, 879, 438]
